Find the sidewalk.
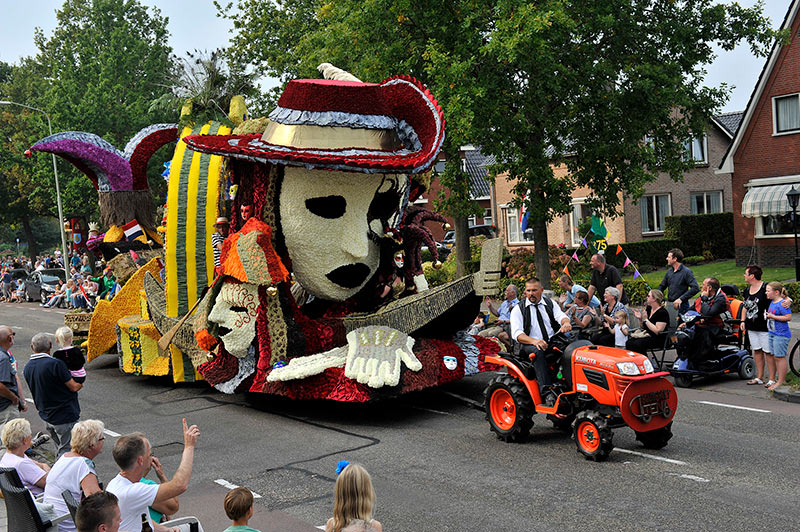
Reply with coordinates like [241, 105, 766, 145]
[0, 480, 322, 531]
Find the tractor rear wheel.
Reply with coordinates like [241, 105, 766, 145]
[484, 374, 534, 443]
[635, 422, 673, 450]
[738, 356, 756, 380]
[573, 410, 613, 461]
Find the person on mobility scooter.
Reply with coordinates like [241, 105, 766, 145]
[671, 277, 757, 386]
[509, 278, 573, 406]
[676, 277, 728, 366]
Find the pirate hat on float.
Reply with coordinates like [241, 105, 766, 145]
[182, 69, 445, 175]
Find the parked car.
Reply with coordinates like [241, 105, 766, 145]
[24, 269, 66, 303]
[438, 224, 497, 251]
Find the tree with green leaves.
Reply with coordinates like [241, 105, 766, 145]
[0, 0, 177, 249]
[149, 48, 266, 129]
[224, 1, 781, 286]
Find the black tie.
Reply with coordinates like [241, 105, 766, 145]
[534, 301, 549, 343]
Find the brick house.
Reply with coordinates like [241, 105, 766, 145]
[719, 0, 800, 267]
[622, 113, 741, 242]
[418, 146, 493, 242]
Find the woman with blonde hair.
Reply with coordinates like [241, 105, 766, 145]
[0, 418, 50, 495]
[43, 419, 105, 531]
[325, 463, 383, 532]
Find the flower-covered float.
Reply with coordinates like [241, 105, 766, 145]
[32, 64, 505, 401]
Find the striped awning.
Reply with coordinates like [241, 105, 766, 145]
[741, 183, 800, 218]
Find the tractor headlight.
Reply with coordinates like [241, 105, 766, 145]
[616, 362, 641, 376]
[642, 358, 654, 373]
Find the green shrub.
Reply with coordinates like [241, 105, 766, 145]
[664, 212, 734, 259]
[622, 278, 651, 306]
[423, 259, 457, 287]
[683, 255, 705, 265]
[421, 248, 434, 264]
[604, 238, 679, 269]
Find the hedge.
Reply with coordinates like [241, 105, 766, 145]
[603, 238, 679, 269]
[664, 212, 734, 260]
[495, 276, 652, 306]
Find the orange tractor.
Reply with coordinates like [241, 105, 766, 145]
[484, 336, 678, 461]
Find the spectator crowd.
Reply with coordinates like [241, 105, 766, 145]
[0, 250, 118, 309]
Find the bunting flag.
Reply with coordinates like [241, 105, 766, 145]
[624, 257, 631, 267]
[616, 244, 623, 255]
[581, 238, 588, 248]
[633, 270, 641, 279]
[572, 251, 579, 261]
[563, 264, 570, 276]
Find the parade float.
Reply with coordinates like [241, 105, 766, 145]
[30, 64, 505, 401]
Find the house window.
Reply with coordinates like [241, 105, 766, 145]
[683, 135, 707, 164]
[774, 94, 800, 134]
[760, 214, 794, 236]
[467, 215, 477, 227]
[641, 194, 670, 234]
[690, 191, 723, 214]
[569, 201, 594, 247]
[505, 208, 530, 244]
[483, 209, 493, 227]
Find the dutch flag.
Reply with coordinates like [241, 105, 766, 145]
[122, 219, 144, 241]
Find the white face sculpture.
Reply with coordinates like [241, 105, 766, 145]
[280, 167, 408, 301]
[207, 281, 259, 358]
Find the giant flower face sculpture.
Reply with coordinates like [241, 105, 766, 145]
[279, 167, 407, 301]
[207, 281, 259, 358]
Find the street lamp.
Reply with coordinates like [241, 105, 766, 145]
[786, 186, 800, 281]
[0, 100, 70, 281]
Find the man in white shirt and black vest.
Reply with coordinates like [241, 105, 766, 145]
[510, 278, 572, 405]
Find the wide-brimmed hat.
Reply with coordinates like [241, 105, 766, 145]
[183, 75, 444, 175]
[214, 217, 229, 226]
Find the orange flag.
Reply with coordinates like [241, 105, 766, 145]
[563, 264, 570, 276]
[616, 244, 623, 255]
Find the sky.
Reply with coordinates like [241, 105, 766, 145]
[0, 0, 793, 114]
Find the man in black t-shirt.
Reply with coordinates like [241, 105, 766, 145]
[23, 333, 83, 458]
[587, 253, 628, 305]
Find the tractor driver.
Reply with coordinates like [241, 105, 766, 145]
[510, 278, 572, 406]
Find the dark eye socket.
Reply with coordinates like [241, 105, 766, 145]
[305, 196, 346, 219]
[368, 191, 401, 219]
[230, 306, 247, 313]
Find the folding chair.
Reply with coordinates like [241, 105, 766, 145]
[648, 304, 680, 370]
[61, 489, 79, 521]
[0, 467, 70, 532]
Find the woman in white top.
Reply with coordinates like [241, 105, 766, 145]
[0, 418, 50, 496]
[43, 420, 105, 532]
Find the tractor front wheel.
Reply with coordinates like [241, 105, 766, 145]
[484, 374, 534, 443]
[635, 422, 673, 450]
[573, 410, 613, 461]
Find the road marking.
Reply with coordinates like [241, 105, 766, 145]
[214, 478, 262, 498]
[668, 473, 710, 483]
[410, 405, 451, 415]
[442, 391, 484, 409]
[103, 429, 121, 437]
[694, 400, 770, 413]
[614, 448, 688, 465]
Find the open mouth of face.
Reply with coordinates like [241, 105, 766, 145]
[326, 263, 371, 289]
[217, 326, 232, 338]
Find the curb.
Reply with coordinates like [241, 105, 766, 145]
[771, 386, 800, 404]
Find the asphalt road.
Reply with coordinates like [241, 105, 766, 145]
[1, 302, 798, 532]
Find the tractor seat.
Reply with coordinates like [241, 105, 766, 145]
[560, 339, 592, 389]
